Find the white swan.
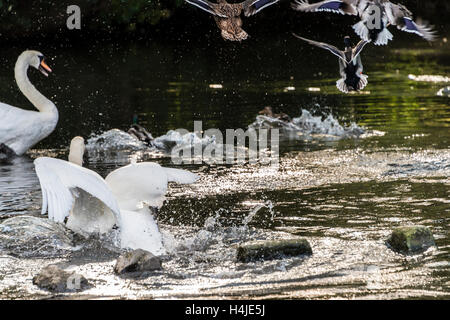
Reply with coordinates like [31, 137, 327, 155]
[0, 50, 57, 156]
[34, 137, 199, 254]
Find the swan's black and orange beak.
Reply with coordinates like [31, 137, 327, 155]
[38, 58, 52, 77]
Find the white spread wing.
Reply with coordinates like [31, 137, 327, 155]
[105, 162, 198, 210]
[164, 167, 199, 184]
[34, 157, 121, 223]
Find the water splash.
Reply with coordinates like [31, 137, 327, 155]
[86, 128, 216, 155]
[86, 129, 147, 151]
[153, 130, 216, 154]
[437, 87, 450, 97]
[249, 109, 379, 140]
[408, 74, 450, 83]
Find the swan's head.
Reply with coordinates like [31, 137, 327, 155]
[69, 136, 85, 166]
[26, 51, 52, 77]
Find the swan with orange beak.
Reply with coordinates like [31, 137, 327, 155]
[38, 55, 52, 77]
[0, 50, 58, 156]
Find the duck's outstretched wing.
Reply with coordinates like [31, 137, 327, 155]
[351, 39, 369, 62]
[291, 0, 357, 15]
[184, 0, 227, 18]
[292, 33, 346, 63]
[105, 162, 198, 210]
[244, 0, 280, 16]
[384, 2, 436, 41]
[34, 157, 121, 223]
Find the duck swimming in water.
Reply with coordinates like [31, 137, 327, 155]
[0, 51, 57, 157]
[293, 34, 369, 93]
[291, 0, 436, 45]
[259, 106, 292, 123]
[185, 0, 280, 41]
[128, 124, 154, 146]
[34, 136, 199, 254]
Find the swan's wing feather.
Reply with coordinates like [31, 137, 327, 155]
[292, 33, 347, 63]
[105, 162, 198, 210]
[34, 158, 75, 222]
[34, 157, 121, 223]
[164, 167, 200, 184]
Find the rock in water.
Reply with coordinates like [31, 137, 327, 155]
[114, 249, 162, 275]
[0, 216, 73, 257]
[387, 226, 436, 254]
[33, 265, 89, 292]
[237, 239, 312, 262]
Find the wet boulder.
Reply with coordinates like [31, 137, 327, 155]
[387, 226, 436, 254]
[0, 216, 73, 257]
[114, 249, 162, 275]
[237, 239, 312, 263]
[33, 265, 89, 293]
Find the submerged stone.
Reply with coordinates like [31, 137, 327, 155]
[387, 226, 436, 254]
[114, 249, 162, 275]
[0, 216, 73, 257]
[237, 239, 312, 262]
[33, 265, 89, 293]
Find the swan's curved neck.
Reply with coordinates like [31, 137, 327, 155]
[69, 138, 85, 166]
[14, 54, 57, 114]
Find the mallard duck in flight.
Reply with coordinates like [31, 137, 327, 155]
[291, 0, 436, 45]
[185, 0, 280, 41]
[293, 34, 369, 93]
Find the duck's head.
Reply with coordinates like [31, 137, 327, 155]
[344, 36, 352, 48]
[259, 106, 274, 117]
[26, 51, 52, 77]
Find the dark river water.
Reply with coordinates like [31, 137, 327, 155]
[0, 27, 449, 299]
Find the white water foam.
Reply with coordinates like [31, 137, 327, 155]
[437, 87, 450, 97]
[86, 129, 147, 151]
[408, 74, 450, 83]
[249, 109, 380, 140]
[86, 128, 217, 154]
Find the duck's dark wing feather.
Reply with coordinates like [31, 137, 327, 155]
[291, 0, 357, 15]
[351, 39, 369, 62]
[244, 0, 279, 16]
[384, 2, 436, 41]
[184, 0, 227, 18]
[292, 33, 346, 63]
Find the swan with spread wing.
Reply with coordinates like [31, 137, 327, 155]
[34, 136, 199, 254]
[0, 51, 57, 157]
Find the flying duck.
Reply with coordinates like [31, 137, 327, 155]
[185, 0, 280, 41]
[291, 0, 436, 45]
[293, 34, 369, 93]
